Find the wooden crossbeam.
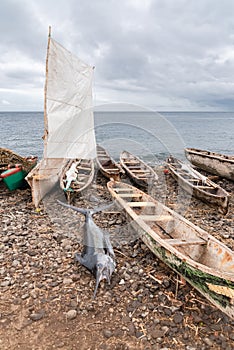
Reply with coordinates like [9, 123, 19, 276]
[103, 168, 119, 172]
[114, 188, 134, 192]
[164, 238, 205, 246]
[123, 160, 140, 164]
[128, 201, 155, 207]
[139, 215, 173, 221]
[196, 185, 214, 189]
[78, 166, 91, 171]
[130, 169, 148, 173]
[118, 193, 142, 198]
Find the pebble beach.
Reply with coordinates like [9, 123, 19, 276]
[0, 168, 234, 350]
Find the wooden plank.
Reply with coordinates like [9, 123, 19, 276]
[114, 188, 134, 192]
[118, 193, 142, 198]
[130, 169, 148, 173]
[128, 201, 156, 207]
[196, 185, 214, 189]
[164, 238, 206, 246]
[78, 166, 91, 171]
[137, 175, 152, 178]
[139, 215, 173, 221]
[103, 168, 119, 172]
[123, 160, 140, 165]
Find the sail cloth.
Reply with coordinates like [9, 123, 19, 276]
[44, 38, 96, 159]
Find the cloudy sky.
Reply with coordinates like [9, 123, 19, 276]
[1, 0, 234, 111]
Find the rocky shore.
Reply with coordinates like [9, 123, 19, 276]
[0, 168, 234, 350]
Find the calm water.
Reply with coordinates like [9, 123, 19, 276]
[0, 111, 233, 162]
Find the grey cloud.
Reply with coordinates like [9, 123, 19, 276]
[0, 0, 46, 60]
[1, 0, 234, 110]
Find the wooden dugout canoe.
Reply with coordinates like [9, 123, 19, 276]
[107, 180, 234, 319]
[185, 148, 234, 181]
[96, 145, 123, 181]
[60, 158, 95, 203]
[120, 150, 158, 189]
[0, 147, 37, 174]
[166, 156, 230, 214]
[26, 158, 62, 208]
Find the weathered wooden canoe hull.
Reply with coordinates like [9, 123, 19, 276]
[60, 159, 95, 203]
[120, 151, 158, 189]
[123, 166, 152, 189]
[108, 181, 234, 319]
[26, 158, 62, 207]
[168, 166, 229, 214]
[96, 145, 122, 181]
[98, 166, 120, 181]
[0, 147, 38, 173]
[139, 228, 234, 319]
[185, 148, 234, 181]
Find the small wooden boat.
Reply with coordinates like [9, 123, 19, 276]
[108, 180, 234, 319]
[96, 145, 123, 181]
[166, 156, 230, 214]
[26, 28, 96, 207]
[120, 150, 158, 189]
[185, 148, 234, 181]
[26, 158, 62, 207]
[0, 147, 37, 174]
[60, 158, 95, 203]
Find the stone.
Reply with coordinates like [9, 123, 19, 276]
[66, 310, 77, 320]
[63, 277, 73, 285]
[1, 280, 10, 287]
[203, 337, 213, 346]
[173, 312, 183, 324]
[103, 329, 113, 338]
[151, 330, 165, 339]
[30, 312, 44, 321]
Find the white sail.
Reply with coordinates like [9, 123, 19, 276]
[44, 38, 96, 159]
[26, 31, 97, 207]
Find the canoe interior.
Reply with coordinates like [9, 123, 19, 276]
[120, 151, 158, 186]
[108, 181, 234, 318]
[96, 145, 122, 180]
[108, 181, 234, 276]
[61, 159, 94, 192]
[167, 156, 226, 196]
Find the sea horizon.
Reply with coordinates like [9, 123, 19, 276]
[1, 111, 233, 161]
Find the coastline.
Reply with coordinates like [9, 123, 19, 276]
[0, 169, 234, 349]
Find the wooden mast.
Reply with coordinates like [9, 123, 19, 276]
[43, 25, 51, 158]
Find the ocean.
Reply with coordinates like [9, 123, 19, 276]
[0, 111, 233, 162]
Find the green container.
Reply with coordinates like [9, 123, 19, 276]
[2, 169, 27, 190]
